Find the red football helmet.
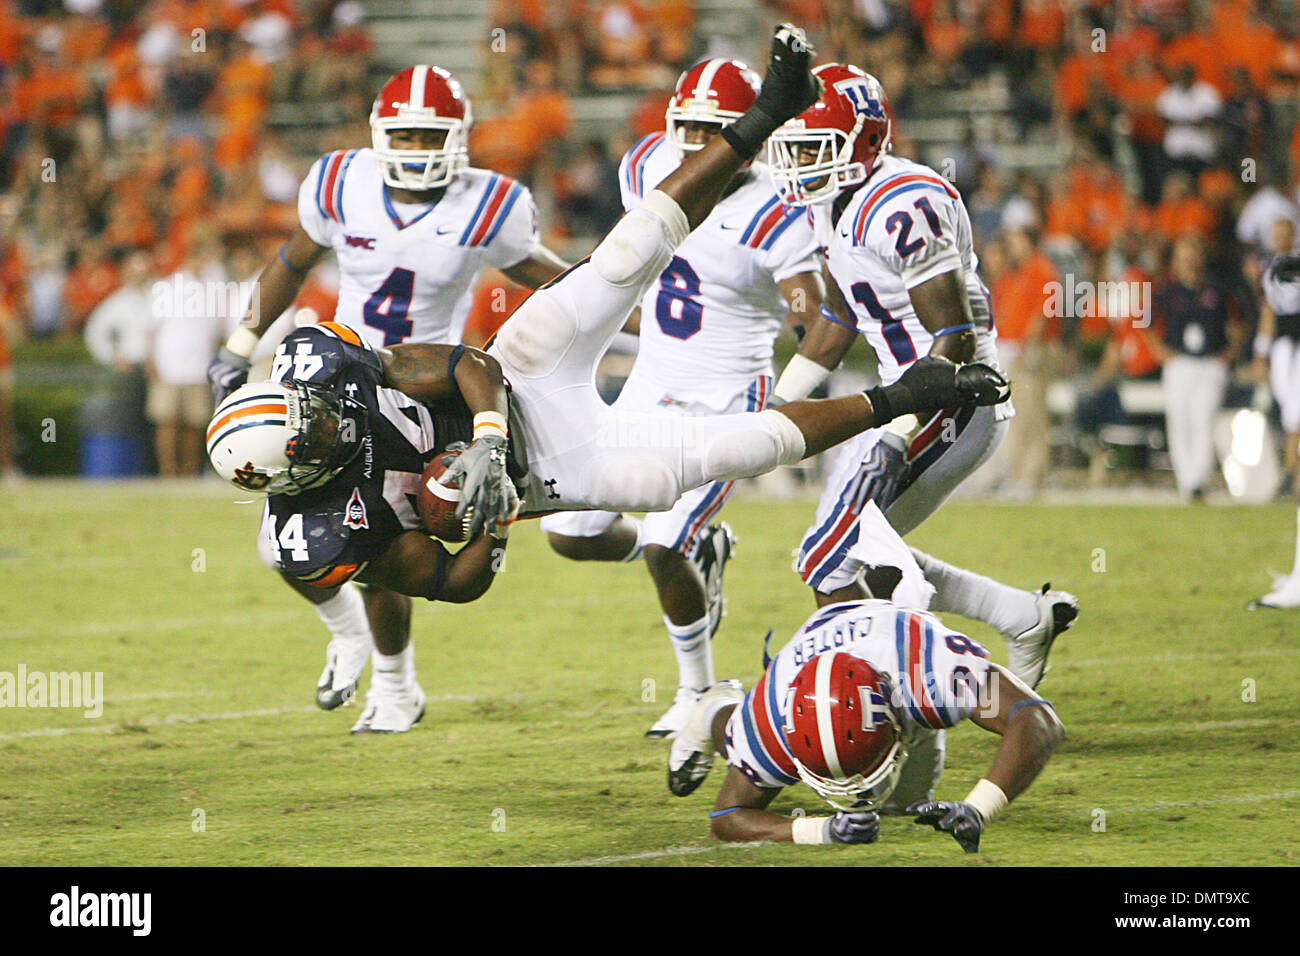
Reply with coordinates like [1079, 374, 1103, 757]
[370, 65, 472, 190]
[665, 57, 761, 162]
[783, 650, 906, 811]
[768, 63, 892, 206]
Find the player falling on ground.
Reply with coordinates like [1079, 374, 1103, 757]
[764, 64, 1076, 689]
[206, 65, 568, 714]
[665, 563, 1064, 851]
[206, 24, 1010, 734]
[541, 57, 832, 738]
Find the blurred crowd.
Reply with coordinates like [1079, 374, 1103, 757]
[2, 0, 1300, 496]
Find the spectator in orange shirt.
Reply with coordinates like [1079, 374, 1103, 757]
[1152, 170, 1215, 242]
[994, 228, 1061, 494]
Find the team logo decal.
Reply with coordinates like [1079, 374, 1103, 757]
[343, 486, 369, 529]
[834, 77, 886, 121]
[233, 461, 270, 490]
[344, 235, 376, 250]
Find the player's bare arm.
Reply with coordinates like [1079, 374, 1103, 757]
[909, 268, 978, 364]
[208, 226, 329, 398]
[775, 261, 857, 402]
[356, 526, 507, 602]
[501, 245, 571, 288]
[912, 663, 1064, 852]
[381, 342, 517, 537]
[777, 269, 827, 344]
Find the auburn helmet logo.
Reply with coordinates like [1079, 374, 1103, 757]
[233, 461, 271, 490]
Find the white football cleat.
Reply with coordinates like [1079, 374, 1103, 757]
[693, 522, 737, 639]
[646, 685, 704, 740]
[316, 631, 374, 710]
[668, 679, 744, 797]
[1007, 584, 1079, 689]
[349, 683, 427, 734]
[1247, 573, 1300, 610]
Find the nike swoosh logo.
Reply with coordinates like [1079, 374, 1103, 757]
[435, 226, 456, 235]
[719, 223, 743, 231]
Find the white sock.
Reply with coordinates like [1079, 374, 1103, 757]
[622, 517, 646, 562]
[665, 615, 713, 692]
[910, 548, 1037, 640]
[371, 643, 415, 695]
[313, 582, 373, 644]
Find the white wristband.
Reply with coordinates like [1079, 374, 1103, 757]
[774, 354, 832, 404]
[1254, 335, 1272, 358]
[963, 778, 1008, 824]
[473, 411, 508, 441]
[224, 326, 260, 360]
[791, 815, 831, 845]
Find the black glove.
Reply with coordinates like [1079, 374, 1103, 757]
[827, 810, 881, 845]
[865, 356, 1009, 424]
[909, 800, 983, 853]
[440, 433, 517, 539]
[208, 347, 252, 403]
[721, 23, 820, 160]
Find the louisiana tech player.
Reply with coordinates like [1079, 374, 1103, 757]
[206, 66, 568, 714]
[766, 64, 1076, 688]
[541, 58, 829, 738]
[665, 590, 1064, 850]
[207, 25, 1012, 735]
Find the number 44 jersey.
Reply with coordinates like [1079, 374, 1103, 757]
[298, 148, 539, 349]
[619, 133, 820, 404]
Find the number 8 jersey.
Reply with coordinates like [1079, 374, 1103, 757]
[298, 148, 540, 349]
[619, 133, 820, 402]
[816, 154, 1004, 389]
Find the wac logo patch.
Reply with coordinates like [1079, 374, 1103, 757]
[343, 486, 369, 529]
[344, 235, 376, 250]
[834, 76, 887, 121]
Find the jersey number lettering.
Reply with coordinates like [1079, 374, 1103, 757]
[273, 513, 309, 562]
[850, 280, 916, 364]
[270, 341, 324, 383]
[363, 268, 415, 345]
[655, 256, 704, 340]
[885, 196, 944, 259]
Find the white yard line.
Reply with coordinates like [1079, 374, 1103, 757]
[534, 842, 769, 867]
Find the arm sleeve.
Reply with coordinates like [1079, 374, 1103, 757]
[482, 182, 540, 270]
[863, 189, 965, 290]
[297, 154, 338, 248]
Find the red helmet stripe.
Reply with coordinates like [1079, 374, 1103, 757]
[751, 670, 799, 777]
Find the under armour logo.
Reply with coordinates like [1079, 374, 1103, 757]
[543, 478, 560, 500]
[344, 383, 359, 397]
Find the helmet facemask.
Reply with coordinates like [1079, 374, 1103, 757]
[371, 116, 470, 191]
[665, 106, 740, 163]
[769, 119, 869, 206]
[794, 730, 907, 812]
[279, 383, 367, 495]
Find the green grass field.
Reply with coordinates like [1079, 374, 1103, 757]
[1, 480, 1297, 866]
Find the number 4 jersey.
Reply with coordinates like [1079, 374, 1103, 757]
[816, 154, 1005, 391]
[298, 148, 540, 349]
[619, 133, 820, 402]
[724, 599, 994, 789]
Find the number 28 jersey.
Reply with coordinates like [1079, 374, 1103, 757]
[620, 133, 820, 401]
[814, 154, 1003, 388]
[298, 148, 539, 349]
[725, 599, 994, 789]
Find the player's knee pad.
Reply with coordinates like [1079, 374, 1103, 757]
[586, 454, 681, 513]
[701, 409, 806, 482]
[491, 290, 576, 378]
[591, 191, 688, 288]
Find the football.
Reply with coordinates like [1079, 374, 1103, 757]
[416, 449, 470, 543]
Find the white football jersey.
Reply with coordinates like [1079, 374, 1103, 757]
[724, 599, 994, 789]
[297, 148, 539, 348]
[813, 155, 1000, 386]
[619, 132, 819, 403]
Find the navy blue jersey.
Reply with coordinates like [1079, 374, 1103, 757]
[1157, 280, 1242, 357]
[261, 322, 472, 587]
